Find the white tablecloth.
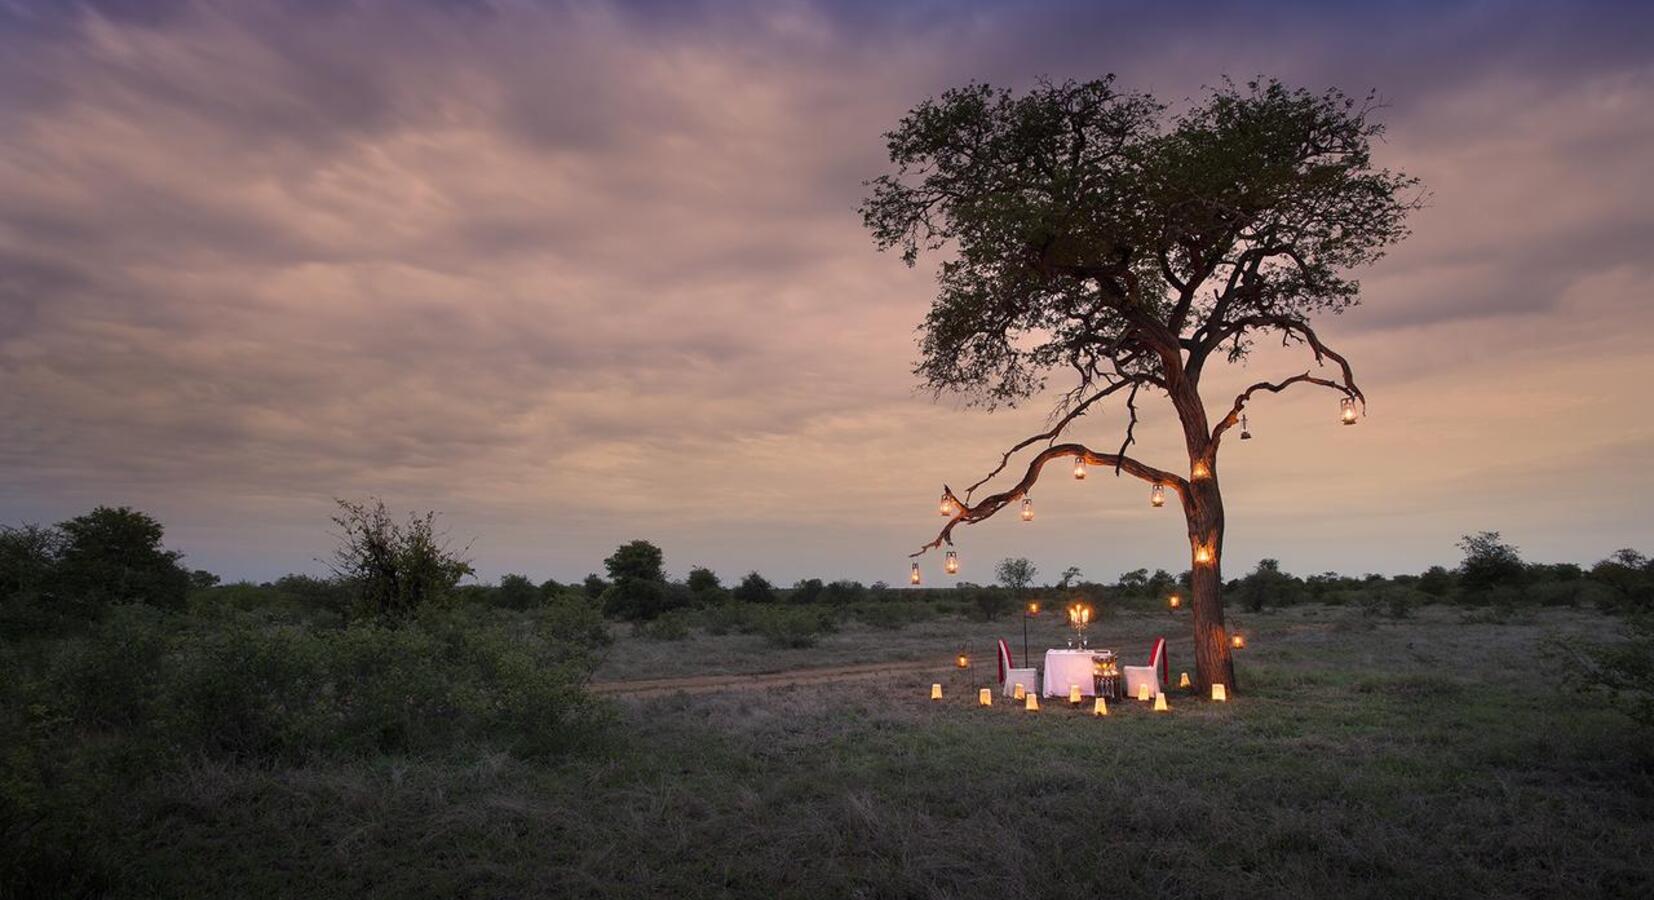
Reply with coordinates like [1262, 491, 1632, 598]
[1043, 649, 1099, 697]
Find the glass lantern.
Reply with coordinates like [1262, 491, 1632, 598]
[1340, 397, 1358, 426]
[944, 550, 959, 575]
[1150, 483, 1165, 507]
[1020, 497, 1034, 521]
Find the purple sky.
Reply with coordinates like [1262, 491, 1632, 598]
[2, 0, 1652, 586]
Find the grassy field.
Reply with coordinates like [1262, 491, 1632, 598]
[32, 603, 1647, 898]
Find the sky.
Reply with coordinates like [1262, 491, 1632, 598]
[2, 0, 1653, 587]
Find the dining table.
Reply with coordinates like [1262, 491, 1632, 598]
[1042, 648, 1115, 698]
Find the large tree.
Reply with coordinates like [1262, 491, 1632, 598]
[862, 77, 1418, 692]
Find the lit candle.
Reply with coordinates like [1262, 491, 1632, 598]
[956, 653, 969, 669]
[1024, 693, 1039, 711]
[1136, 682, 1151, 702]
[1168, 594, 1181, 610]
[1013, 683, 1026, 701]
[1230, 633, 1246, 650]
[978, 688, 992, 707]
[930, 683, 942, 701]
[1179, 672, 1191, 689]
[1211, 684, 1228, 702]
[1153, 692, 1169, 712]
[1068, 684, 1081, 705]
[1093, 697, 1108, 717]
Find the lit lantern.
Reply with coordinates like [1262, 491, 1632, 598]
[1341, 396, 1358, 426]
[1191, 461, 1211, 479]
[1231, 632, 1246, 650]
[1136, 682, 1151, 702]
[910, 563, 921, 585]
[1179, 672, 1191, 689]
[1020, 497, 1034, 521]
[1168, 594, 1181, 610]
[1211, 684, 1228, 702]
[1013, 683, 1027, 701]
[1150, 483, 1165, 507]
[944, 550, 959, 575]
[1073, 456, 1087, 480]
[1024, 693, 1039, 711]
[1068, 684, 1082, 705]
[1093, 697, 1108, 716]
[1026, 601, 1040, 616]
[1153, 692, 1169, 712]
[1240, 414, 1252, 440]
[938, 491, 955, 516]
[978, 688, 992, 707]
[1194, 545, 1213, 565]
[930, 683, 942, 701]
[956, 651, 969, 670]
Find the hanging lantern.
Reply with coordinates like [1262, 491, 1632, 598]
[944, 550, 959, 575]
[956, 651, 969, 670]
[1020, 497, 1034, 521]
[1211, 684, 1228, 702]
[1153, 692, 1170, 712]
[1093, 697, 1108, 717]
[1341, 396, 1358, 426]
[938, 491, 955, 516]
[1168, 594, 1182, 610]
[1024, 692, 1039, 712]
[1240, 414, 1252, 440]
[930, 683, 943, 701]
[1150, 483, 1165, 507]
[1073, 455, 1087, 480]
[1026, 601, 1040, 616]
[978, 688, 993, 707]
[1230, 632, 1246, 650]
[909, 563, 921, 585]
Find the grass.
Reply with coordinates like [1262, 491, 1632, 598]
[13, 604, 1654, 897]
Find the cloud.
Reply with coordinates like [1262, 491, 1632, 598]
[1, 0, 1651, 583]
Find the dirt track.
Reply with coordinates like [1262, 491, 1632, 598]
[589, 659, 954, 697]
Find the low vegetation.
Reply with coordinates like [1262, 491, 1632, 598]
[2, 506, 1651, 896]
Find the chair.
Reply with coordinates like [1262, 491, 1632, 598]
[998, 638, 1038, 699]
[1123, 637, 1168, 698]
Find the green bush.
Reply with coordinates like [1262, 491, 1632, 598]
[635, 610, 692, 641]
[755, 607, 834, 648]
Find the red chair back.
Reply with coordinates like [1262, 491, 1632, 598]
[1149, 637, 1168, 686]
[997, 639, 1013, 684]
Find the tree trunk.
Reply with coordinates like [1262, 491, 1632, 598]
[1184, 471, 1235, 693]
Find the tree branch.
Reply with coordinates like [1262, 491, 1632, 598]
[919, 443, 1185, 557]
[1210, 371, 1353, 442]
[961, 380, 1132, 498]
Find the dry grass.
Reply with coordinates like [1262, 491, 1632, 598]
[56, 605, 1654, 897]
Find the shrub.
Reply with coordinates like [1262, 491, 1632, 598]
[755, 607, 834, 648]
[635, 610, 692, 641]
[821, 580, 866, 606]
[601, 577, 665, 621]
[328, 499, 473, 621]
[1552, 614, 1654, 726]
[1457, 531, 1527, 594]
[497, 573, 540, 609]
[789, 578, 824, 605]
[971, 586, 1014, 620]
[732, 572, 777, 605]
[699, 604, 756, 635]
[603, 540, 664, 582]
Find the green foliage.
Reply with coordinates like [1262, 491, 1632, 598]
[861, 77, 1416, 406]
[970, 585, 1014, 620]
[1236, 558, 1294, 612]
[635, 610, 693, 641]
[53, 506, 192, 612]
[582, 573, 607, 599]
[755, 606, 835, 649]
[1554, 613, 1654, 727]
[1457, 531, 1527, 595]
[600, 577, 664, 621]
[686, 566, 721, 594]
[328, 499, 473, 621]
[732, 571, 777, 605]
[496, 573, 540, 610]
[603, 540, 664, 583]
[788, 577, 824, 605]
[994, 557, 1037, 593]
[821, 580, 866, 606]
[1417, 565, 1455, 597]
[1590, 549, 1654, 613]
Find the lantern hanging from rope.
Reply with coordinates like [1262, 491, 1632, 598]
[944, 550, 959, 575]
[1020, 497, 1034, 521]
[1151, 483, 1165, 507]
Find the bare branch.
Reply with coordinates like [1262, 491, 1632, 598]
[961, 380, 1132, 498]
[1112, 382, 1141, 476]
[916, 443, 1185, 557]
[1211, 371, 1352, 443]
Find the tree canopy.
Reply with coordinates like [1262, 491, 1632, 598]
[862, 76, 1418, 411]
